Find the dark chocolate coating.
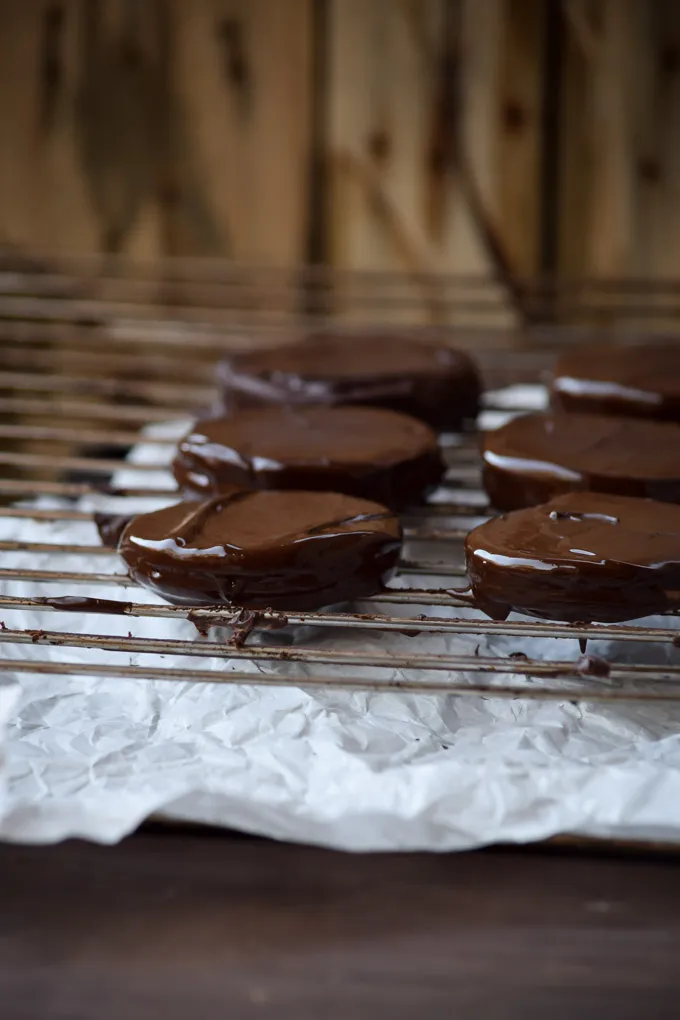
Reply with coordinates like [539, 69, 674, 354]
[94, 512, 133, 548]
[218, 334, 480, 431]
[483, 412, 680, 511]
[119, 489, 402, 610]
[172, 405, 445, 507]
[552, 342, 680, 421]
[465, 491, 680, 623]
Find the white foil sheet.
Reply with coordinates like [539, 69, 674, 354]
[0, 386, 679, 849]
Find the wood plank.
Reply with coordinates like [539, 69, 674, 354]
[495, 0, 545, 277]
[0, 0, 312, 267]
[558, 1, 596, 278]
[557, 0, 680, 326]
[586, 0, 645, 276]
[559, 0, 680, 285]
[325, 0, 544, 325]
[166, 0, 312, 265]
[0, 0, 164, 259]
[636, 0, 680, 279]
[326, 0, 487, 323]
[0, 833, 679, 1019]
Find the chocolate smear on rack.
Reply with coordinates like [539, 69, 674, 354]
[38, 596, 133, 615]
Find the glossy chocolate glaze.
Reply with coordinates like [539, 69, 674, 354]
[483, 411, 680, 510]
[465, 491, 680, 623]
[552, 342, 680, 420]
[218, 333, 480, 431]
[172, 405, 444, 507]
[119, 489, 402, 610]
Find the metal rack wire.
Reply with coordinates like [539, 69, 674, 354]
[2, 257, 680, 704]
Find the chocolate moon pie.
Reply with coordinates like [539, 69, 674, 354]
[172, 405, 444, 507]
[465, 491, 680, 623]
[551, 342, 680, 421]
[119, 488, 402, 610]
[482, 411, 680, 511]
[218, 333, 480, 431]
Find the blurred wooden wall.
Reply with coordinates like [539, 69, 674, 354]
[559, 0, 680, 279]
[0, 0, 312, 264]
[1, 0, 680, 290]
[0, 0, 543, 288]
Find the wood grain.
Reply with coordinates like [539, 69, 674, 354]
[324, 0, 544, 324]
[166, 0, 312, 264]
[7, 1, 680, 295]
[559, 0, 680, 287]
[0, 0, 312, 266]
[0, 0, 164, 259]
[496, 0, 544, 277]
[0, 833, 679, 1019]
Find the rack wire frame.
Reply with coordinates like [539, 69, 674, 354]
[2, 258, 680, 704]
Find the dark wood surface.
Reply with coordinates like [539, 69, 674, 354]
[0, 831, 679, 1019]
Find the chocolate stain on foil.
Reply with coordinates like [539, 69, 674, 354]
[576, 653, 611, 678]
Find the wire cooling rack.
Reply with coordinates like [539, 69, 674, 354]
[2, 256, 680, 704]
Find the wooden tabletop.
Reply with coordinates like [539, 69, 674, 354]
[0, 831, 678, 1019]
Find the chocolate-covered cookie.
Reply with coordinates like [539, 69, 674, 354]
[172, 405, 444, 507]
[465, 491, 680, 623]
[483, 411, 680, 510]
[218, 333, 480, 431]
[119, 489, 402, 610]
[551, 342, 680, 421]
